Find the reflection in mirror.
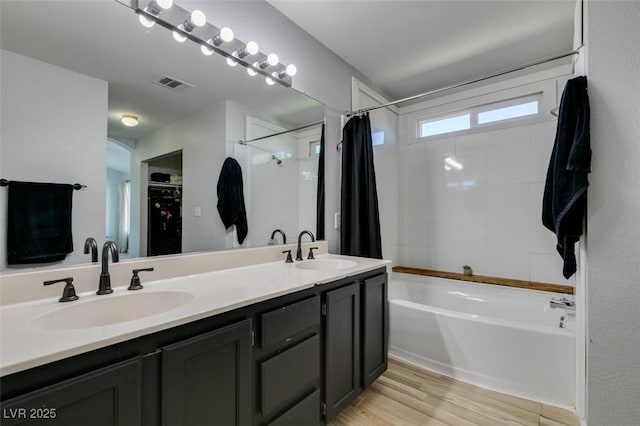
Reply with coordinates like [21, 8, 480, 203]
[0, 0, 325, 271]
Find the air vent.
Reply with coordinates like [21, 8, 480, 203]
[152, 75, 194, 92]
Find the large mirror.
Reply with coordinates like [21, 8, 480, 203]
[0, 0, 325, 270]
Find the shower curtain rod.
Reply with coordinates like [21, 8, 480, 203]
[346, 46, 583, 117]
[238, 120, 324, 145]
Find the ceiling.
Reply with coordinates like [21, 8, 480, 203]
[268, 0, 576, 101]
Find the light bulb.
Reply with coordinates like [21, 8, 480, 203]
[139, 14, 155, 28]
[285, 64, 297, 77]
[246, 41, 259, 56]
[173, 28, 187, 43]
[201, 43, 214, 56]
[189, 10, 206, 27]
[219, 27, 234, 43]
[265, 76, 275, 86]
[155, 0, 173, 10]
[211, 27, 234, 47]
[247, 67, 257, 77]
[226, 56, 238, 67]
[266, 53, 279, 67]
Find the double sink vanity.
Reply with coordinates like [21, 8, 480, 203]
[0, 242, 389, 425]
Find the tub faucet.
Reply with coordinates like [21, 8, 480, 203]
[296, 230, 315, 261]
[550, 297, 575, 312]
[97, 241, 119, 295]
[269, 229, 287, 245]
[83, 237, 98, 263]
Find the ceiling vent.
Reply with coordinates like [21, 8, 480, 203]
[153, 75, 194, 92]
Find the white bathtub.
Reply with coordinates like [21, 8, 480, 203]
[388, 273, 576, 408]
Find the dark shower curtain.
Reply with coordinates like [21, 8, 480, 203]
[316, 124, 325, 240]
[339, 113, 383, 259]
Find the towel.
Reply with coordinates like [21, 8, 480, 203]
[542, 76, 591, 278]
[216, 158, 248, 244]
[7, 181, 74, 264]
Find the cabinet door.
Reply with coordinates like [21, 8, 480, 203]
[162, 319, 252, 426]
[324, 282, 360, 422]
[362, 274, 388, 388]
[1, 357, 141, 426]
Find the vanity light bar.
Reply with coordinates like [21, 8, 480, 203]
[134, 1, 295, 87]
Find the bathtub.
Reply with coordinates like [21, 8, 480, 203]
[388, 273, 576, 408]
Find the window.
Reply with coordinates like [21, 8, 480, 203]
[417, 94, 542, 139]
[478, 100, 539, 125]
[372, 131, 385, 146]
[419, 113, 470, 138]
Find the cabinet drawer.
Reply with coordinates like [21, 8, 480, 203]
[261, 295, 320, 350]
[268, 389, 320, 426]
[261, 334, 320, 420]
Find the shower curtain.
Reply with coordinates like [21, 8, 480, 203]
[316, 124, 325, 240]
[340, 113, 382, 259]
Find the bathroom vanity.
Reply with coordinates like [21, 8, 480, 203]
[0, 254, 388, 425]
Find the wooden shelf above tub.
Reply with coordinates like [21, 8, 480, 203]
[391, 266, 574, 295]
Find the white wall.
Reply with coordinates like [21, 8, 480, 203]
[396, 70, 574, 285]
[0, 50, 108, 270]
[585, 1, 640, 424]
[130, 101, 227, 257]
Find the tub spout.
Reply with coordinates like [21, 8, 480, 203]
[550, 297, 575, 311]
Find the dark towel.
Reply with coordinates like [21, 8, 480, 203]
[542, 76, 591, 278]
[216, 157, 248, 244]
[7, 181, 74, 264]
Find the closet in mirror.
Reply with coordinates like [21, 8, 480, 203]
[0, 0, 325, 270]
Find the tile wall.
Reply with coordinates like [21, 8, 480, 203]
[397, 120, 575, 286]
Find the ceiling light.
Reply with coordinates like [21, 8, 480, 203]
[121, 114, 139, 127]
[131, 2, 296, 86]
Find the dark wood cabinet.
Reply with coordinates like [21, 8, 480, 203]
[324, 282, 361, 422]
[0, 267, 387, 426]
[1, 357, 141, 426]
[362, 274, 388, 388]
[162, 319, 252, 426]
[255, 295, 321, 425]
[324, 273, 389, 423]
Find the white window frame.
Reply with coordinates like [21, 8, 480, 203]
[399, 67, 565, 145]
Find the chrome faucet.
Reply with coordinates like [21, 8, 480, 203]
[550, 297, 575, 311]
[83, 237, 98, 263]
[269, 229, 287, 245]
[295, 230, 315, 261]
[97, 241, 119, 295]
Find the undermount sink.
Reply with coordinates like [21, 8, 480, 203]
[30, 291, 195, 330]
[295, 259, 358, 271]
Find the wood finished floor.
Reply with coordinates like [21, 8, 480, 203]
[329, 358, 579, 426]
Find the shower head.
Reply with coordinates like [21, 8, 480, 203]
[271, 154, 282, 165]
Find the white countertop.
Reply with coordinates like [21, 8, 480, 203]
[0, 254, 389, 376]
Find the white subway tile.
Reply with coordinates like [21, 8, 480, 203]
[530, 253, 575, 286]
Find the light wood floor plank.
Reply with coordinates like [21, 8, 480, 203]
[330, 358, 579, 426]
